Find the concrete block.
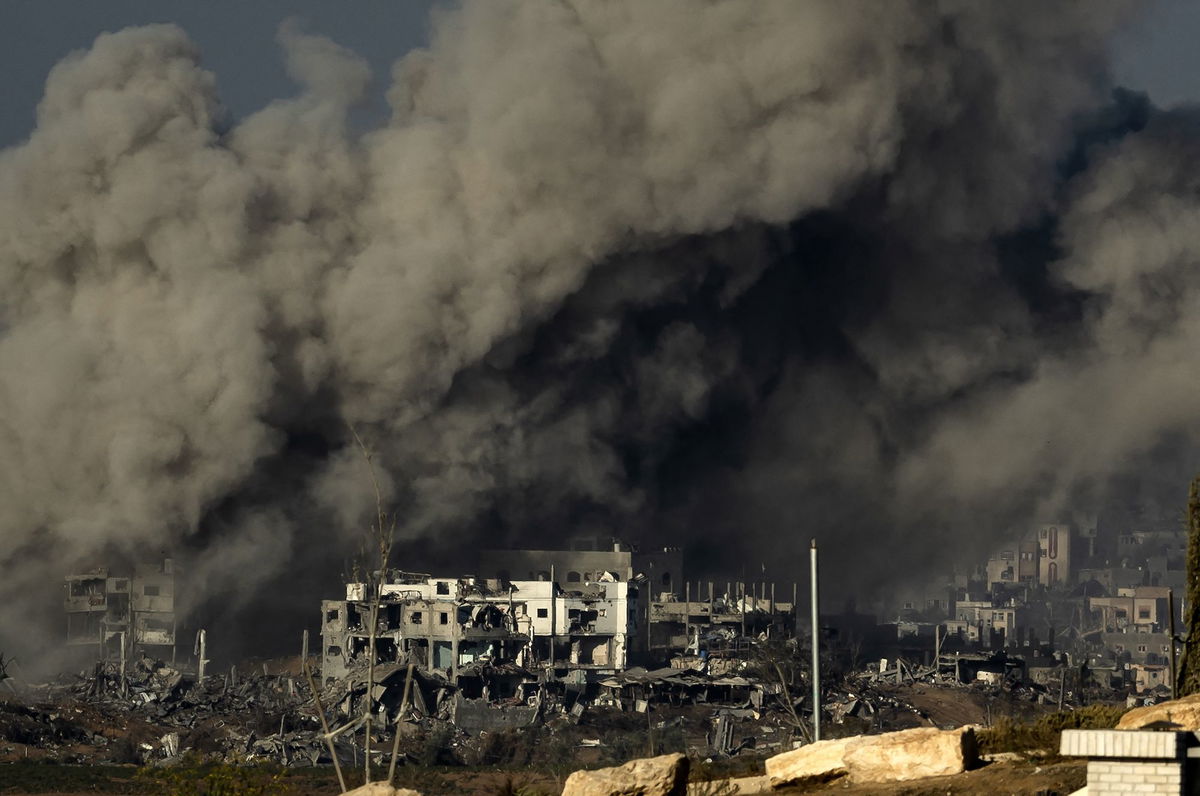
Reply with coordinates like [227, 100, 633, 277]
[564, 753, 688, 796]
[764, 737, 852, 787]
[1061, 729, 1183, 759]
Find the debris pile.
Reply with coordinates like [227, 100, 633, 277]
[2, 657, 343, 767]
[0, 637, 1105, 775]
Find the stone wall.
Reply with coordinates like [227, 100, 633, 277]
[1085, 760, 1181, 795]
[1060, 729, 1186, 795]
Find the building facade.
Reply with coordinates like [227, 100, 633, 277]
[320, 571, 632, 681]
[64, 559, 178, 663]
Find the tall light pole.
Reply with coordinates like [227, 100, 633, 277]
[810, 538, 821, 741]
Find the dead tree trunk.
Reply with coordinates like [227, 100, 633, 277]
[348, 425, 395, 786]
[1177, 476, 1200, 696]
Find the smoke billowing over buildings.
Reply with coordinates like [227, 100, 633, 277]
[1, 0, 1197, 666]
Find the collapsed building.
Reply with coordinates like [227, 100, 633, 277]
[320, 569, 635, 684]
[650, 586, 797, 655]
[320, 541, 804, 688]
[476, 536, 682, 659]
[63, 559, 179, 665]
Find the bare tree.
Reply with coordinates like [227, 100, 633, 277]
[1178, 476, 1200, 695]
[0, 653, 16, 695]
[347, 424, 399, 786]
[747, 639, 812, 743]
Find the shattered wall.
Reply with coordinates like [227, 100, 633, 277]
[62, 561, 176, 664]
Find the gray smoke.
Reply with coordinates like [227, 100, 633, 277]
[6, 0, 1192, 666]
[901, 111, 1200, 521]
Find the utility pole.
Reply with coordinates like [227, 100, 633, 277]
[740, 582, 746, 641]
[685, 581, 691, 654]
[770, 583, 776, 638]
[811, 538, 821, 742]
[708, 580, 714, 638]
[1170, 589, 1179, 699]
[934, 624, 942, 679]
[793, 581, 799, 638]
[549, 565, 556, 669]
[119, 631, 128, 698]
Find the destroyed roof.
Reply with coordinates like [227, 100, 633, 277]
[455, 660, 536, 679]
[620, 666, 685, 682]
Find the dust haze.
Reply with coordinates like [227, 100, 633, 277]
[4, 0, 1197, 666]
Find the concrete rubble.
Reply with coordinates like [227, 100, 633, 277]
[765, 726, 978, 787]
[764, 736, 854, 786]
[1116, 692, 1200, 730]
[841, 725, 979, 782]
[1, 655, 336, 767]
[342, 784, 424, 796]
[3, 604, 1088, 773]
[562, 752, 689, 796]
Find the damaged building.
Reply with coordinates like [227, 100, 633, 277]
[320, 569, 635, 684]
[649, 585, 797, 654]
[477, 537, 683, 657]
[320, 541, 812, 692]
[320, 573, 528, 682]
[63, 559, 179, 664]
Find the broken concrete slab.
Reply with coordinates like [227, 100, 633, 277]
[1116, 693, 1200, 730]
[842, 726, 978, 783]
[764, 737, 854, 787]
[562, 752, 689, 796]
[342, 783, 423, 796]
[765, 726, 978, 787]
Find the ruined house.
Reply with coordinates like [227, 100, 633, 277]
[320, 573, 527, 682]
[1087, 586, 1170, 633]
[64, 559, 178, 664]
[650, 586, 795, 653]
[476, 537, 683, 660]
[319, 570, 635, 684]
[1131, 662, 1172, 694]
[553, 576, 631, 669]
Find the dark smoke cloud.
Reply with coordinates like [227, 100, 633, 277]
[7, 0, 1197, 665]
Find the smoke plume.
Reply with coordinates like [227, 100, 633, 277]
[7, 0, 1198, 664]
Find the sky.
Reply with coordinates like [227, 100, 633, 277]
[0, 0, 437, 147]
[1112, 0, 1200, 106]
[1, 0, 1198, 149]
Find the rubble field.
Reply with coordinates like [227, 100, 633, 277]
[0, 642, 1121, 795]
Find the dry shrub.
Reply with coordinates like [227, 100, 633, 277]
[978, 704, 1129, 757]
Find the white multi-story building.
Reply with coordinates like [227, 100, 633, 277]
[320, 572, 631, 681]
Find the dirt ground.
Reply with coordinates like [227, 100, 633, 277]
[867, 682, 1059, 731]
[798, 759, 1087, 795]
[0, 758, 1088, 796]
[0, 762, 566, 795]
